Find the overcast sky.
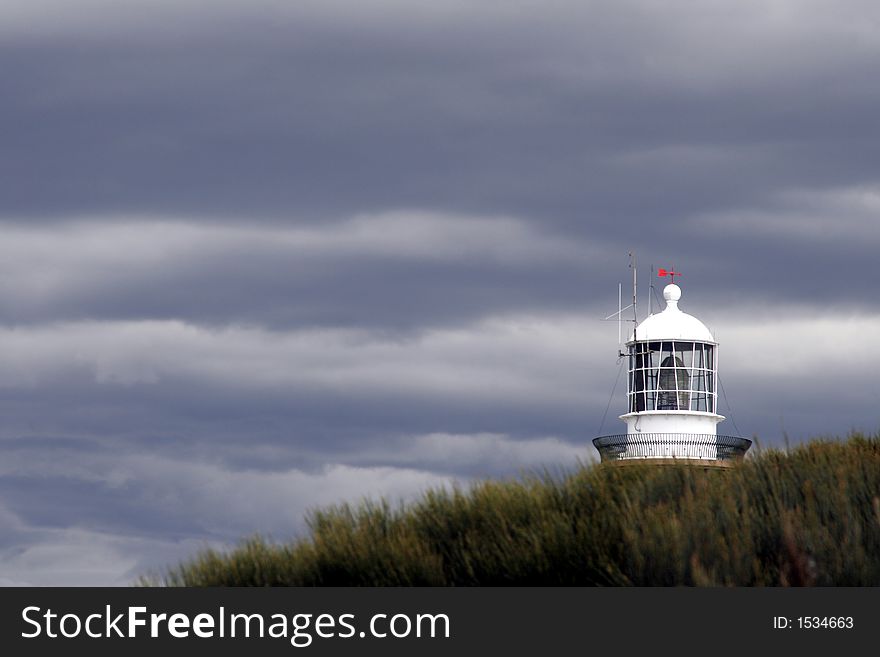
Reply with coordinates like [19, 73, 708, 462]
[2, 0, 880, 585]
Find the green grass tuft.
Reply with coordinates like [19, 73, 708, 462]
[151, 433, 880, 586]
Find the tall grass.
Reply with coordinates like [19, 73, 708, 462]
[154, 434, 880, 586]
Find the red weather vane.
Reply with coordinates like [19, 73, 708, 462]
[657, 267, 682, 284]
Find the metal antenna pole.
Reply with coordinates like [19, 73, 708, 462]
[618, 283, 622, 349]
[603, 276, 634, 357]
[630, 252, 637, 340]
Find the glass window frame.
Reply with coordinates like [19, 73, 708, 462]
[627, 340, 716, 414]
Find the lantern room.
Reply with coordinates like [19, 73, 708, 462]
[620, 283, 721, 436]
[593, 278, 751, 464]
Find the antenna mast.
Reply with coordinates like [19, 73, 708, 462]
[603, 254, 639, 357]
[617, 283, 622, 348]
[629, 252, 637, 341]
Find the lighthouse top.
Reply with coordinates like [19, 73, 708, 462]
[629, 283, 715, 343]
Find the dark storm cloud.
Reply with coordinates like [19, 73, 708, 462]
[0, 215, 615, 329]
[2, 0, 880, 583]
[2, 0, 879, 313]
[2, 0, 879, 229]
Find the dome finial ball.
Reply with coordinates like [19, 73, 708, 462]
[663, 283, 682, 304]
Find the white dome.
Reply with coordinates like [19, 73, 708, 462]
[630, 284, 715, 343]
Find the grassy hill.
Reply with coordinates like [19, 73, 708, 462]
[154, 434, 880, 586]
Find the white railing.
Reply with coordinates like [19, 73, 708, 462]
[592, 433, 751, 462]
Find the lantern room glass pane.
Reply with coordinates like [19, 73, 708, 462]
[658, 354, 689, 410]
[628, 341, 716, 414]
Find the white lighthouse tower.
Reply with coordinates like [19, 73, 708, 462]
[594, 270, 751, 465]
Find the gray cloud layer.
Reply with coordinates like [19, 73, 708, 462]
[1, 0, 879, 584]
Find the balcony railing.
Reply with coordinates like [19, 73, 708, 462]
[592, 433, 752, 462]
